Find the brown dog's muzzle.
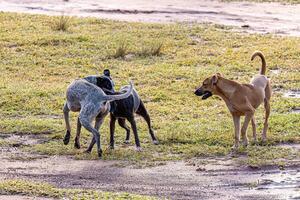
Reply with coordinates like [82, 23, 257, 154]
[194, 88, 213, 100]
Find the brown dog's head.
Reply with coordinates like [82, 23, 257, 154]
[194, 73, 222, 100]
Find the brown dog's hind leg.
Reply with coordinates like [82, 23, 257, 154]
[232, 115, 241, 149]
[136, 101, 159, 145]
[118, 118, 131, 144]
[262, 81, 271, 143]
[262, 99, 270, 142]
[251, 116, 257, 144]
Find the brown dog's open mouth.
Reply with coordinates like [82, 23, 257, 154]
[202, 91, 213, 100]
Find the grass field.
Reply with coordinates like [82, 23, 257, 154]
[0, 179, 155, 199]
[0, 12, 299, 169]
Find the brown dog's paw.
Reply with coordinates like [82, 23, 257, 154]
[242, 140, 249, 147]
[252, 139, 258, 145]
[231, 144, 239, 152]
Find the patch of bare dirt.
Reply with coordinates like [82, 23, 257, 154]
[1, 0, 300, 36]
[0, 134, 299, 199]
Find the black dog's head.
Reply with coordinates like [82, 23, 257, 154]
[95, 69, 115, 94]
[194, 73, 222, 100]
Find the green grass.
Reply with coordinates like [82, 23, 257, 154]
[244, 145, 300, 168]
[0, 179, 155, 199]
[0, 12, 299, 167]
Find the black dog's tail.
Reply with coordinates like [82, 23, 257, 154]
[251, 51, 266, 75]
[104, 81, 133, 102]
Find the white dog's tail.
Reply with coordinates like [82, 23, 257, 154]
[251, 51, 266, 75]
[103, 81, 133, 101]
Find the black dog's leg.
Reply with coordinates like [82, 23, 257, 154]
[136, 101, 158, 144]
[74, 117, 81, 149]
[109, 114, 117, 149]
[118, 118, 131, 144]
[127, 115, 141, 151]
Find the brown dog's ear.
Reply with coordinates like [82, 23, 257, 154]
[212, 75, 218, 85]
[216, 72, 222, 77]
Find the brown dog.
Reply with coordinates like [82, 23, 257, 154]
[195, 51, 271, 149]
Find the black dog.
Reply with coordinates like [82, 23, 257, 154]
[108, 88, 159, 150]
[73, 70, 158, 151]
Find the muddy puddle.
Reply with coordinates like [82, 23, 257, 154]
[283, 90, 300, 98]
[270, 69, 281, 75]
[290, 107, 300, 113]
[256, 170, 300, 199]
[258, 170, 300, 190]
[1, 0, 300, 36]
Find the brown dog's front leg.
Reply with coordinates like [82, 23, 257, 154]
[241, 113, 253, 146]
[232, 115, 240, 149]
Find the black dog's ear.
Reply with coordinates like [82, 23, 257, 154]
[103, 69, 110, 77]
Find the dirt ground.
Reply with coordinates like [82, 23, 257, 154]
[0, 134, 299, 199]
[0, 0, 300, 36]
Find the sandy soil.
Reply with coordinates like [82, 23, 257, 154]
[0, 134, 299, 199]
[0, 0, 300, 36]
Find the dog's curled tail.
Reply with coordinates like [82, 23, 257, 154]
[251, 51, 266, 75]
[104, 81, 133, 101]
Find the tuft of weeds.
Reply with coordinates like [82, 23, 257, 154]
[52, 15, 72, 31]
[113, 40, 128, 59]
[139, 41, 163, 57]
